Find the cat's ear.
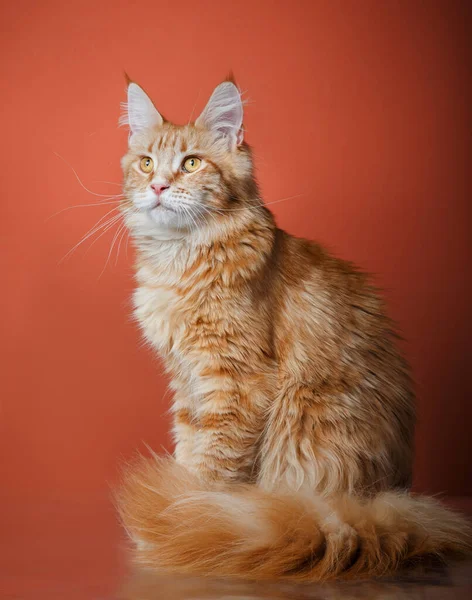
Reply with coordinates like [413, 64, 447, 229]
[120, 82, 163, 136]
[195, 82, 244, 147]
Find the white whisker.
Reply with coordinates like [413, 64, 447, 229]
[125, 230, 131, 260]
[92, 180, 123, 187]
[211, 193, 305, 213]
[59, 208, 121, 264]
[115, 222, 128, 266]
[54, 151, 121, 198]
[46, 198, 123, 222]
[99, 219, 126, 279]
[85, 212, 123, 256]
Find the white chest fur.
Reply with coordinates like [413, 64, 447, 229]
[133, 284, 181, 352]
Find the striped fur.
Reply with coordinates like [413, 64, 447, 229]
[117, 80, 471, 579]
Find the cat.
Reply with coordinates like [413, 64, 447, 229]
[115, 78, 471, 580]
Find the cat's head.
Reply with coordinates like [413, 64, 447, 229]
[120, 80, 257, 237]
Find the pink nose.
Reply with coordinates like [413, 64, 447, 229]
[151, 183, 170, 196]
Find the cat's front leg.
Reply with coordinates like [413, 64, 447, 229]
[186, 375, 265, 483]
[171, 391, 199, 467]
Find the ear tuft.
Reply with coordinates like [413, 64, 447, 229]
[225, 71, 238, 85]
[123, 71, 133, 86]
[119, 83, 163, 135]
[195, 82, 244, 147]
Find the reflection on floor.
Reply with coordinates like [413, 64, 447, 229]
[119, 561, 472, 599]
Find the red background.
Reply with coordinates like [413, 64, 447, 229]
[2, 0, 471, 518]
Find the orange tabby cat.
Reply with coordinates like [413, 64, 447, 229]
[116, 78, 470, 580]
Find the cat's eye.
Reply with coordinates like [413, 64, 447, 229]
[140, 157, 154, 173]
[182, 157, 202, 173]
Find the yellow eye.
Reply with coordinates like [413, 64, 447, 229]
[182, 157, 202, 173]
[140, 157, 154, 173]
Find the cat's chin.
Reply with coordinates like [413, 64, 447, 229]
[147, 208, 190, 238]
[148, 204, 177, 225]
[125, 208, 189, 240]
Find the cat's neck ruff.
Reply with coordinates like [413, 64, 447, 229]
[130, 203, 268, 278]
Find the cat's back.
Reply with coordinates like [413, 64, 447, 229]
[274, 229, 391, 335]
[272, 229, 412, 394]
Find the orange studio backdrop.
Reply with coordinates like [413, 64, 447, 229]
[2, 0, 471, 519]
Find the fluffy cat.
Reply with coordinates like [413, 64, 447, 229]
[116, 78, 470, 580]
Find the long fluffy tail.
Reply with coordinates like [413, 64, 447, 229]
[115, 455, 471, 581]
